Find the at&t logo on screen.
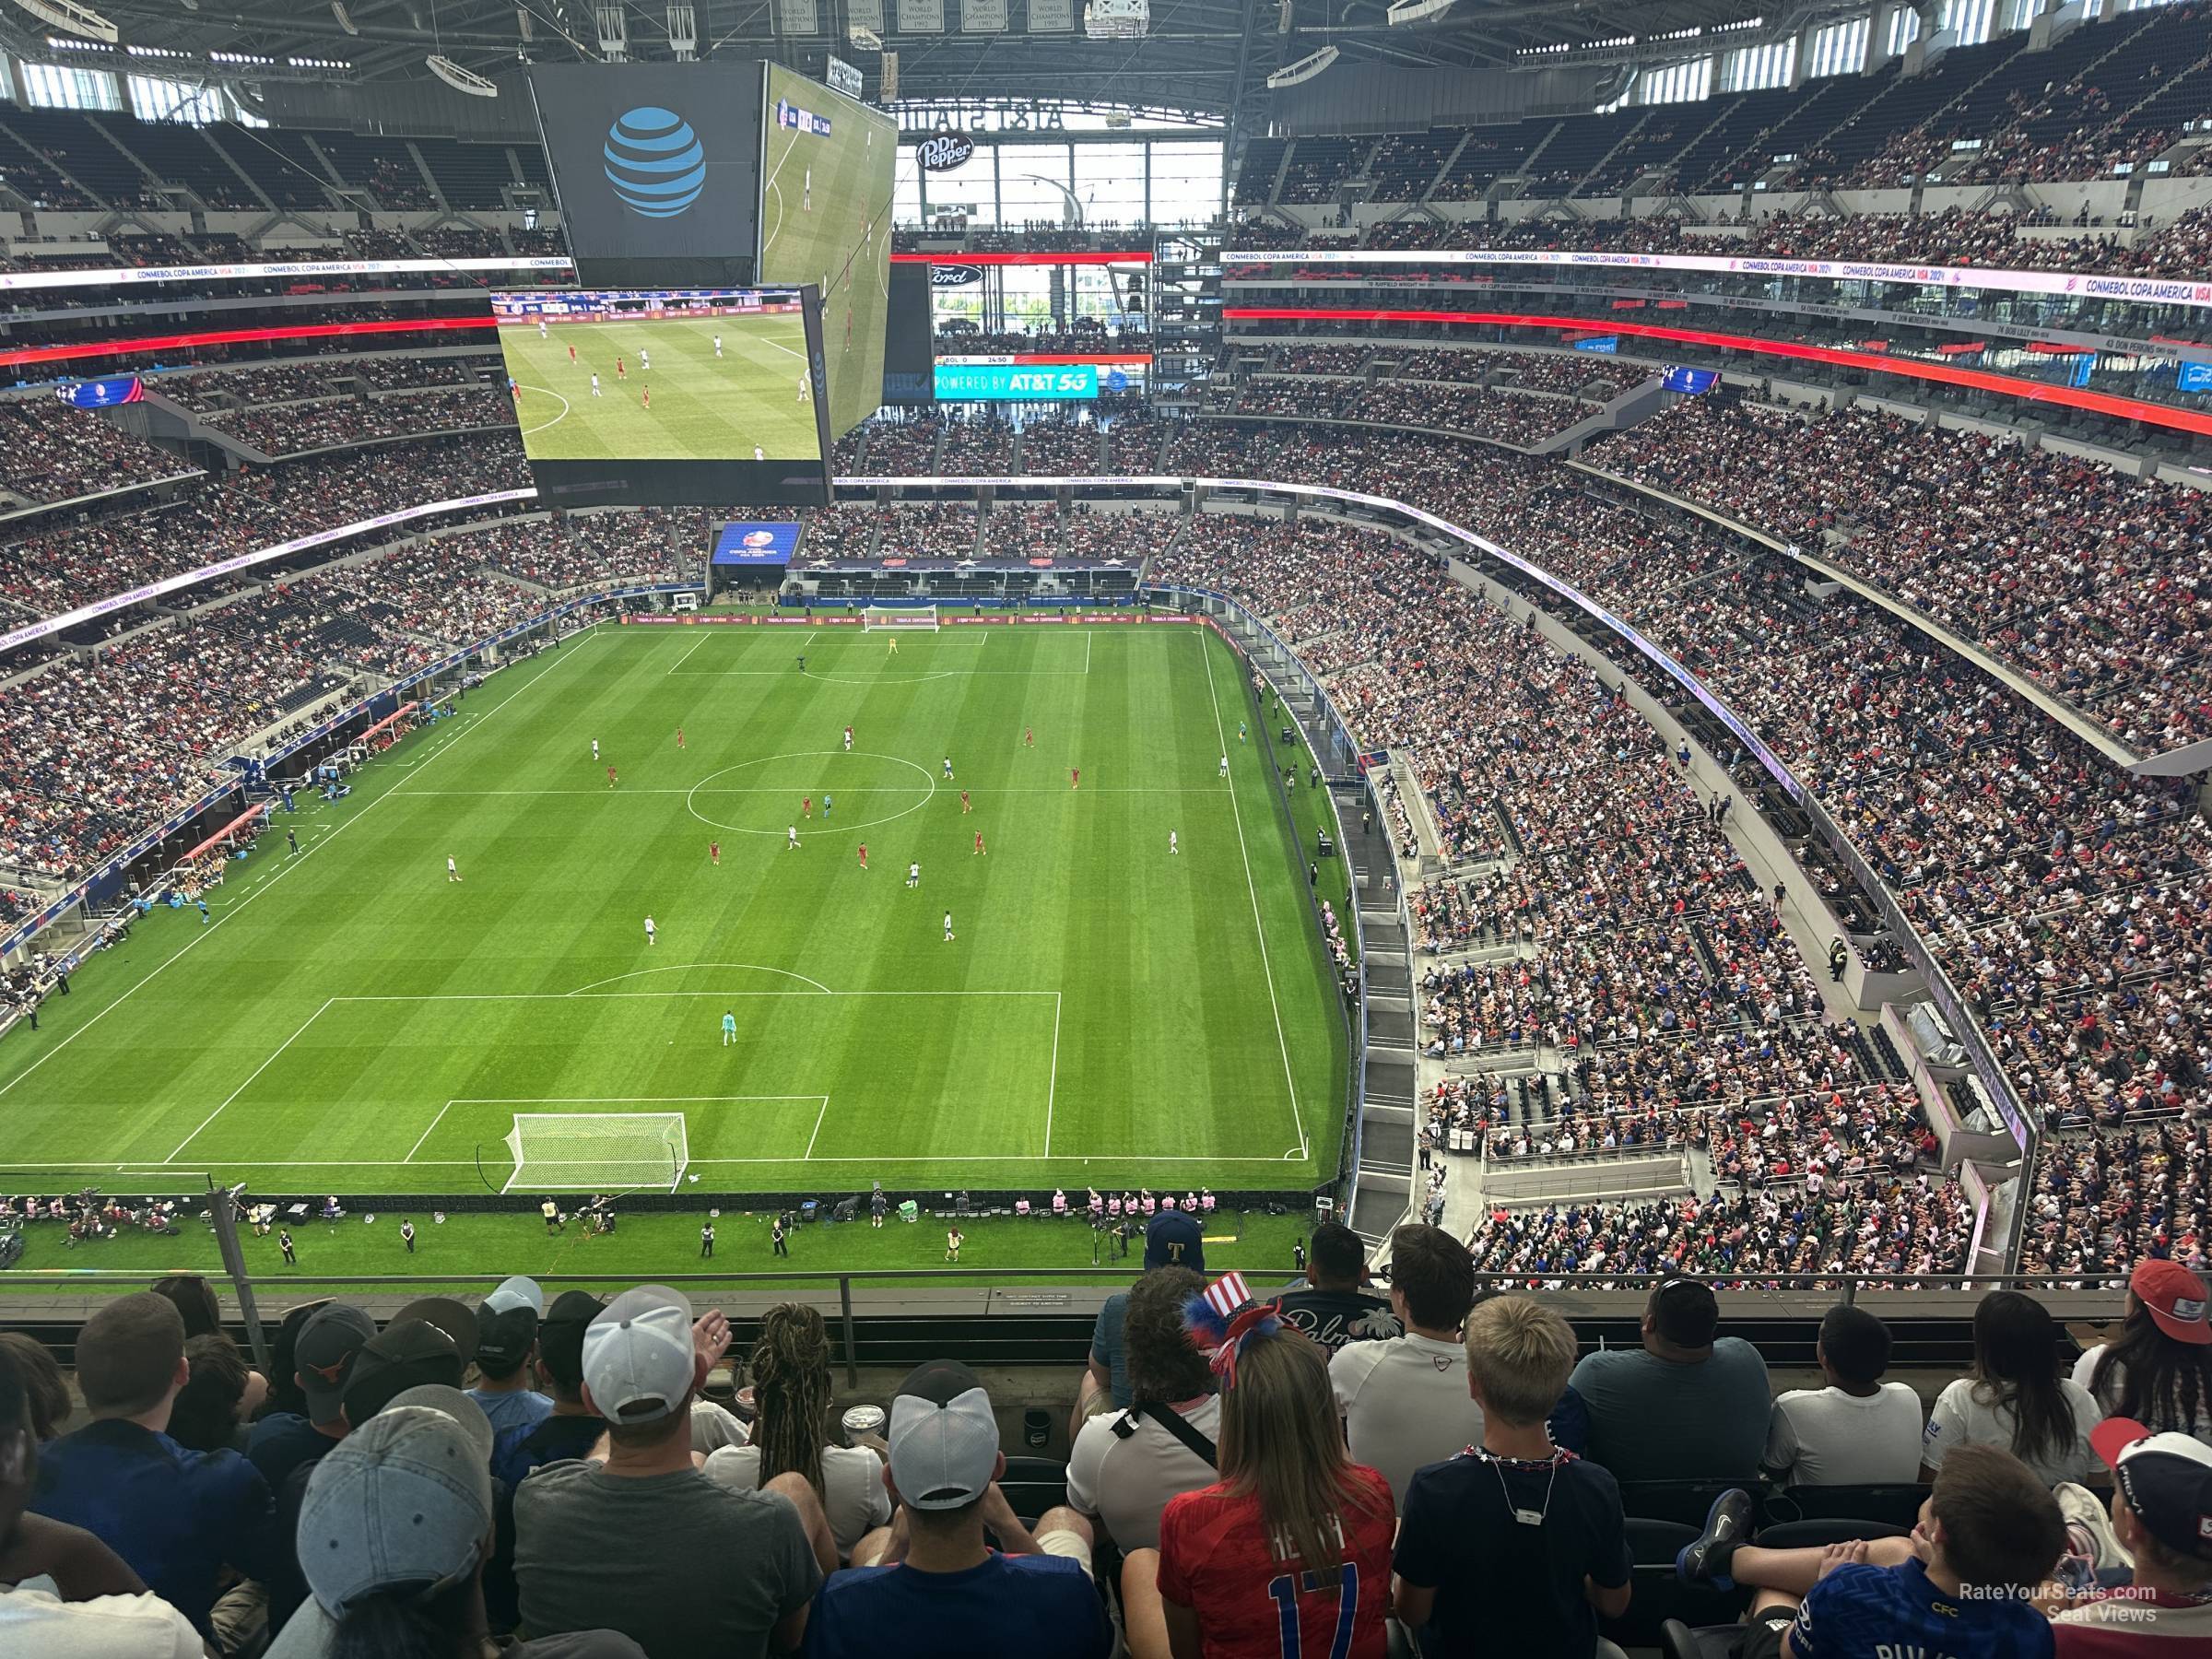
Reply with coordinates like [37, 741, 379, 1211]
[603, 107, 706, 218]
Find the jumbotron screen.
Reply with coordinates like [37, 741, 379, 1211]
[489, 286, 832, 506]
[755, 64, 897, 441]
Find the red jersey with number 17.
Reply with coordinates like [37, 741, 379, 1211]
[1157, 1465, 1394, 1659]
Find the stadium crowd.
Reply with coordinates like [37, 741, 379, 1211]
[0, 399, 201, 506]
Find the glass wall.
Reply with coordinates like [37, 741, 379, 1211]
[909, 135, 1223, 228]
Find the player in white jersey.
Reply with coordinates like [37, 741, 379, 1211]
[537, 318, 547, 339]
[592, 739, 599, 761]
[590, 373, 601, 397]
[787, 825, 800, 851]
[907, 861, 920, 888]
[1169, 832, 1178, 855]
[843, 724, 853, 751]
[1218, 753, 1230, 778]
[754, 445, 765, 462]
[797, 371, 810, 405]
[943, 911, 954, 943]
[643, 915, 656, 947]
[942, 756, 953, 780]
[714, 335, 724, 358]
[640, 347, 651, 372]
[804, 168, 812, 210]
[447, 855, 462, 882]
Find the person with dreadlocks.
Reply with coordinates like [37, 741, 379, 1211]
[1146, 1277, 1395, 1658]
[703, 1303, 892, 1560]
[2072, 1258, 2212, 1450]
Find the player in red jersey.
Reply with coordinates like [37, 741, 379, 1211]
[802, 796, 812, 819]
[710, 841, 720, 866]
[567, 342, 577, 364]
[973, 831, 985, 857]
[1071, 767, 1080, 790]
[1023, 726, 1034, 747]
[641, 385, 651, 411]
[676, 726, 685, 749]
[857, 843, 868, 871]
[606, 766, 618, 789]
[959, 790, 971, 814]
[616, 355, 626, 381]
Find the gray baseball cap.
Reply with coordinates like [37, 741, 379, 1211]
[296, 1384, 495, 1617]
[581, 1286, 696, 1424]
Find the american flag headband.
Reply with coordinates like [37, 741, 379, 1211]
[1183, 1271, 1279, 1386]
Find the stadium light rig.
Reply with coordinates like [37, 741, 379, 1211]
[9, 0, 116, 44]
[1385, 0, 1452, 22]
[1265, 43, 1336, 87]
[1083, 0, 1147, 40]
[428, 53, 499, 94]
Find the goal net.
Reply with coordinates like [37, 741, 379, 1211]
[863, 606, 939, 630]
[501, 1112, 688, 1193]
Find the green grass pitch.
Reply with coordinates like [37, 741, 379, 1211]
[0, 622, 1348, 1216]
[500, 312, 822, 462]
[759, 64, 896, 441]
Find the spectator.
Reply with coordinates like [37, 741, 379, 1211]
[512, 1286, 833, 1657]
[1923, 1290, 2101, 1488]
[268, 1382, 645, 1659]
[167, 1332, 265, 1453]
[1569, 1277, 1772, 1483]
[1274, 1221, 1402, 1355]
[706, 1303, 890, 1559]
[1066, 1266, 1215, 1553]
[470, 1276, 554, 1456]
[247, 1303, 375, 1497]
[2053, 1418, 2212, 1651]
[1763, 1305, 1925, 1488]
[148, 1275, 224, 1340]
[341, 1298, 477, 1425]
[0, 1332, 71, 1441]
[29, 1290, 281, 1642]
[1158, 1317, 1394, 1658]
[806, 1359, 1111, 1659]
[1394, 1294, 1630, 1658]
[496, 1291, 607, 1489]
[0, 1341, 204, 1654]
[1329, 1223, 1483, 1511]
[2071, 1260, 2212, 1450]
[1677, 1445, 2064, 1659]
[1074, 1209, 1205, 1429]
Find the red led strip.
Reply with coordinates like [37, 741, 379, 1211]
[0, 315, 498, 371]
[1223, 305, 2212, 439]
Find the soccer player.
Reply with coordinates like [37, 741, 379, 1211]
[714, 335, 724, 359]
[710, 840, 721, 866]
[754, 445, 765, 462]
[1218, 753, 1230, 778]
[446, 855, 462, 883]
[1071, 767, 1080, 790]
[722, 1010, 737, 1047]
[616, 355, 626, 381]
[787, 825, 800, 851]
[590, 373, 601, 397]
[797, 370, 810, 404]
[857, 843, 867, 871]
[887, 635, 899, 656]
[804, 166, 812, 211]
[643, 915, 656, 947]
[1170, 831, 1179, 855]
[803, 795, 812, 819]
[537, 317, 547, 339]
[640, 347, 651, 371]
[607, 765, 618, 789]
[641, 385, 651, 411]
[1238, 720, 1247, 744]
[1023, 726, 1034, 747]
[943, 911, 955, 943]
[907, 861, 920, 888]
[943, 756, 954, 781]
[592, 739, 600, 761]
[676, 726, 685, 749]
[823, 794, 832, 818]
[843, 724, 853, 751]
[568, 342, 577, 364]
[973, 831, 985, 857]
[960, 790, 971, 814]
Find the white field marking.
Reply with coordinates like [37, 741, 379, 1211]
[327, 989, 1054, 1003]
[763, 336, 807, 363]
[405, 1100, 455, 1162]
[0, 630, 608, 1105]
[515, 383, 571, 438]
[763, 181, 782, 255]
[394, 785, 1229, 797]
[163, 997, 335, 1162]
[804, 1095, 830, 1159]
[566, 962, 832, 996]
[1085, 629, 1091, 675]
[1196, 629, 1310, 1160]
[667, 630, 714, 675]
[1042, 991, 1061, 1157]
[686, 749, 935, 839]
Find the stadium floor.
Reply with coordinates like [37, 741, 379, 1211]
[0, 619, 1348, 1213]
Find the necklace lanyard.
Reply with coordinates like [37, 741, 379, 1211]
[1473, 1446, 1563, 1529]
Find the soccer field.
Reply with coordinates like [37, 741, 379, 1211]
[500, 312, 821, 462]
[0, 623, 1347, 1204]
[759, 65, 896, 440]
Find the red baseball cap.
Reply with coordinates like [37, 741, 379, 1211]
[2131, 1258, 2212, 1346]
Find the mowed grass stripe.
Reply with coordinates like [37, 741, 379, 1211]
[0, 625, 1345, 1193]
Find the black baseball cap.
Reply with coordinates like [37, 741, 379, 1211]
[343, 1304, 475, 1425]
[293, 1305, 377, 1428]
[536, 1291, 607, 1390]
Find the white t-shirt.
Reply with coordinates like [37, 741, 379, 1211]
[1065, 1394, 1220, 1552]
[1763, 1382, 1926, 1486]
[0, 1588, 203, 1658]
[1328, 1332, 1485, 1512]
[1922, 1376, 2103, 1487]
[704, 1442, 891, 1557]
[2069, 1346, 2212, 1452]
[687, 1399, 750, 1457]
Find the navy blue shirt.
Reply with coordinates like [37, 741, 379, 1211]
[496, 1411, 610, 1492]
[1394, 1450, 1630, 1659]
[1790, 1559, 2055, 1659]
[32, 1417, 281, 1637]
[245, 1411, 335, 1496]
[805, 1553, 1111, 1659]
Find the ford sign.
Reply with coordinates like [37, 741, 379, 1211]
[931, 264, 984, 288]
[916, 131, 976, 171]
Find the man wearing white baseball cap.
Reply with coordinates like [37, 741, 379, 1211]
[265, 1383, 641, 1659]
[808, 1359, 1110, 1659]
[512, 1286, 834, 1659]
[2053, 1418, 2212, 1653]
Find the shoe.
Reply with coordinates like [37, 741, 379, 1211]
[1677, 1488, 1754, 1590]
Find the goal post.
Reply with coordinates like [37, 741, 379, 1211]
[501, 1112, 688, 1194]
[863, 605, 939, 631]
